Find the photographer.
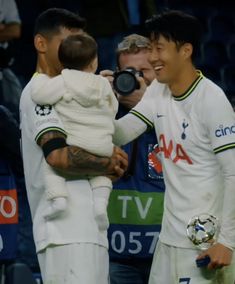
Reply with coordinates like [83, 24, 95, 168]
[101, 35, 151, 109]
[101, 34, 165, 284]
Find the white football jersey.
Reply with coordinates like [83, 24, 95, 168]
[131, 72, 235, 248]
[20, 78, 108, 252]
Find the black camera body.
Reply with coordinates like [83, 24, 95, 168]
[113, 67, 143, 96]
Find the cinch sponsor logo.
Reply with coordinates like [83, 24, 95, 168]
[0, 189, 18, 224]
[215, 124, 235, 137]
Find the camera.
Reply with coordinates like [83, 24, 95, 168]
[113, 67, 143, 96]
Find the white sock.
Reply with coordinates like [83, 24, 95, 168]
[93, 187, 110, 231]
[93, 198, 109, 231]
[44, 197, 67, 220]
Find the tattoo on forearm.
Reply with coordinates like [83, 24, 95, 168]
[39, 131, 112, 176]
[67, 146, 110, 174]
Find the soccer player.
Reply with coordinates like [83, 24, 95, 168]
[101, 34, 165, 284]
[31, 33, 118, 230]
[113, 10, 235, 283]
[20, 8, 128, 284]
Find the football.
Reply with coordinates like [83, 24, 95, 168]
[187, 213, 218, 249]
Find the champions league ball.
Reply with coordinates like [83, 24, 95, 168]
[186, 214, 218, 250]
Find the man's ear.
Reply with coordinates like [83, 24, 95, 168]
[182, 43, 193, 59]
[34, 34, 47, 53]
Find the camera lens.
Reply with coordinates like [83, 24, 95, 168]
[113, 71, 137, 95]
[113, 67, 141, 96]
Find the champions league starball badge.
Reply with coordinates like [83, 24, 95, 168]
[187, 213, 219, 250]
[187, 214, 219, 267]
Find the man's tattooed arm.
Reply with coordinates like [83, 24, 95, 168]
[38, 130, 128, 179]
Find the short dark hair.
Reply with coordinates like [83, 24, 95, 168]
[145, 10, 202, 61]
[58, 34, 97, 70]
[34, 8, 86, 37]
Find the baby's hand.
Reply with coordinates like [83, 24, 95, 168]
[100, 69, 114, 84]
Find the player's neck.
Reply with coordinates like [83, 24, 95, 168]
[36, 57, 58, 77]
[169, 66, 198, 97]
